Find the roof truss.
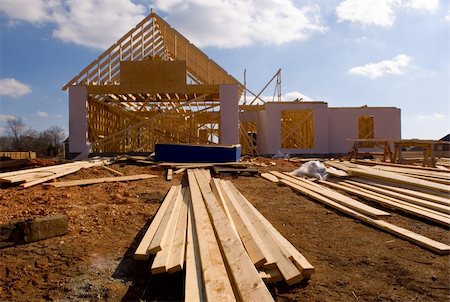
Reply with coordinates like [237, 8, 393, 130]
[63, 12, 241, 90]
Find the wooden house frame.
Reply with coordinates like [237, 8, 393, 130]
[64, 12, 244, 157]
[64, 12, 401, 158]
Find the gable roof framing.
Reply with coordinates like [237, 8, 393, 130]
[63, 12, 241, 90]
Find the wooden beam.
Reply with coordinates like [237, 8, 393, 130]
[166, 187, 190, 273]
[348, 167, 450, 194]
[166, 168, 173, 181]
[343, 179, 450, 215]
[279, 179, 450, 255]
[43, 174, 156, 188]
[270, 171, 391, 218]
[321, 181, 450, 227]
[151, 187, 184, 274]
[184, 190, 205, 301]
[187, 170, 236, 301]
[101, 165, 124, 176]
[228, 184, 315, 279]
[353, 178, 450, 207]
[134, 186, 178, 260]
[147, 185, 182, 254]
[222, 180, 303, 285]
[212, 178, 266, 267]
[193, 170, 274, 302]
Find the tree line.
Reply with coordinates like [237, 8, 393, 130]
[0, 118, 66, 157]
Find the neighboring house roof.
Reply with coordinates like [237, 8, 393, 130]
[439, 134, 450, 142]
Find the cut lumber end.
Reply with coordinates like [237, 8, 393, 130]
[260, 172, 279, 183]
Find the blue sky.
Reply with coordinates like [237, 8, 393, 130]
[0, 0, 449, 139]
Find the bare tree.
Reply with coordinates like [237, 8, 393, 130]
[6, 118, 36, 151]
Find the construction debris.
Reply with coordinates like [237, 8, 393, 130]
[134, 169, 314, 301]
[0, 157, 115, 188]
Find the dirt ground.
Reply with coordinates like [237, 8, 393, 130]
[0, 159, 449, 301]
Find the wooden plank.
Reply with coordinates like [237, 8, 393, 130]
[19, 167, 81, 189]
[220, 180, 276, 268]
[147, 185, 182, 254]
[210, 178, 239, 237]
[354, 178, 450, 206]
[166, 187, 190, 273]
[230, 184, 315, 279]
[223, 180, 303, 285]
[184, 191, 204, 301]
[193, 170, 274, 302]
[279, 179, 450, 254]
[260, 268, 283, 284]
[343, 179, 450, 214]
[270, 171, 391, 218]
[348, 167, 450, 194]
[326, 166, 349, 177]
[134, 186, 178, 260]
[174, 168, 186, 174]
[43, 174, 156, 188]
[187, 170, 236, 302]
[101, 165, 124, 176]
[212, 179, 266, 267]
[260, 172, 279, 183]
[151, 187, 184, 274]
[166, 168, 173, 181]
[321, 181, 450, 227]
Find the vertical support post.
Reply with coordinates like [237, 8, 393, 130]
[68, 86, 89, 157]
[219, 84, 239, 145]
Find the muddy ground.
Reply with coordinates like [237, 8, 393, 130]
[0, 159, 449, 301]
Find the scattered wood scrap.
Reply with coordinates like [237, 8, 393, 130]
[42, 174, 157, 188]
[0, 158, 115, 188]
[134, 169, 314, 301]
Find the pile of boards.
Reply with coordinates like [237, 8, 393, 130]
[158, 162, 255, 181]
[134, 169, 314, 301]
[262, 160, 450, 255]
[0, 157, 115, 188]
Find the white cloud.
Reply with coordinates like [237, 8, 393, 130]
[0, 0, 146, 49]
[336, 0, 398, 27]
[153, 0, 327, 48]
[348, 54, 411, 79]
[1, 0, 326, 49]
[283, 91, 315, 101]
[445, 10, 450, 21]
[50, 0, 146, 49]
[37, 111, 49, 117]
[414, 113, 446, 120]
[0, 78, 32, 98]
[0, 0, 52, 23]
[336, 0, 440, 27]
[0, 114, 15, 122]
[404, 0, 439, 11]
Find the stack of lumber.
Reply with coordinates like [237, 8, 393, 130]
[0, 157, 115, 188]
[159, 161, 255, 181]
[263, 161, 450, 255]
[266, 170, 450, 254]
[135, 169, 314, 301]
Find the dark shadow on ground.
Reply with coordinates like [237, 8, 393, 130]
[112, 219, 184, 301]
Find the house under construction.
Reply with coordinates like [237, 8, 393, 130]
[64, 12, 400, 158]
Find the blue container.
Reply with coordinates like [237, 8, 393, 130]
[155, 143, 241, 163]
